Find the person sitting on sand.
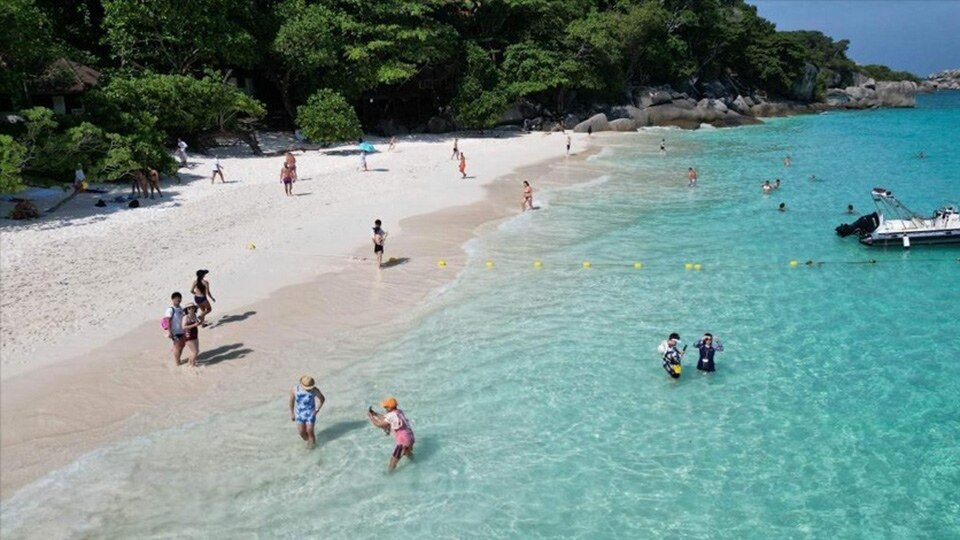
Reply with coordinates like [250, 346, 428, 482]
[459, 153, 467, 179]
[211, 158, 224, 184]
[521, 181, 534, 212]
[164, 292, 185, 366]
[367, 397, 415, 472]
[191, 269, 215, 324]
[372, 219, 387, 267]
[688, 167, 698, 187]
[694, 333, 724, 372]
[761, 180, 772, 194]
[148, 167, 162, 198]
[181, 303, 201, 368]
[290, 375, 326, 449]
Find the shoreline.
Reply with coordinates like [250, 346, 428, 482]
[0, 132, 619, 499]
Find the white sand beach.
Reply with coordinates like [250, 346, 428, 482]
[0, 132, 590, 497]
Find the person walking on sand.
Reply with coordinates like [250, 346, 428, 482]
[372, 219, 387, 267]
[367, 397, 415, 472]
[459, 153, 467, 179]
[290, 375, 326, 449]
[451, 138, 459, 160]
[687, 167, 698, 187]
[211, 158, 224, 183]
[694, 333, 724, 372]
[566, 134, 571, 155]
[521, 181, 534, 212]
[281, 162, 295, 196]
[176, 138, 188, 166]
[163, 292, 186, 366]
[148, 167, 162, 198]
[191, 269, 215, 324]
[181, 303, 201, 368]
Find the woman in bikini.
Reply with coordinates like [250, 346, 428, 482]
[191, 269, 216, 324]
[181, 303, 201, 368]
[521, 181, 534, 211]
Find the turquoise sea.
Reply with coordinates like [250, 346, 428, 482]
[3, 92, 959, 539]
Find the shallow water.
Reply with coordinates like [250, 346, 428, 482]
[3, 92, 959, 539]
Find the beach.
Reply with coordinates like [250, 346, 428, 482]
[0, 132, 592, 498]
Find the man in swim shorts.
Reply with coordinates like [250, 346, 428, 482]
[372, 219, 387, 267]
[367, 397, 415, 472]
[693, 333, 724, 372]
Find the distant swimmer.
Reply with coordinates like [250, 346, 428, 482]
[762, 180, 772, 194]
[660, 139, 666, 153]
[290, 375, 325, 449]
[521, 181, 534, 211]
[847, 204, 856, 214]
[783, 155, 791, 167]
[687, 167, 698, 187]
[367, 397, 415, 472]
[694, 333, 724, 372]
[657, 333, 684, 379]
[779, 202, 787, 212]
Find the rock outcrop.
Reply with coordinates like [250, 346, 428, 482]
[923, 68, 960, 91]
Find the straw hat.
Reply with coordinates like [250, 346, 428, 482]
[381, 396, 397, 410]
[299, 375, 315, 390]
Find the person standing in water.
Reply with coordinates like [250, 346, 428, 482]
[372, 219, 387, 268]
[191, 269, 216, 324]
[657, 333, 684, 379]
[521, 181, 534, 211]
[458, 153, 467, 179]
[687, 167, 698, 187]
[367, 397, 415, 472]
[290, 375, 326, 449]
[211, 158, 224, 183]
[181, 303, 201, 368]
[694, 333, 724, 372]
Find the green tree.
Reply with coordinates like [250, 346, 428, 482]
[101, 0, 259, 73]
[0, 135, 28, 192]
[296, 89, 361, 143]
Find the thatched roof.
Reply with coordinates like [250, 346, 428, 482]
[30, 58, 100, 96]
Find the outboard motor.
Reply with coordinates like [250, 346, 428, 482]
[835, 212, 879, 237]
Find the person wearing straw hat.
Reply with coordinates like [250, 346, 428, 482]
[367, 397, 415, 472]
[290, 375, 326, 449]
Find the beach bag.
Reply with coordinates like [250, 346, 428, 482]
[161, 307, 172, 330]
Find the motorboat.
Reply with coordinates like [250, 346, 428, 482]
[835, 188, 960, 247]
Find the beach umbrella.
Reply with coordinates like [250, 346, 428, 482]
[358, 142, 375, 153]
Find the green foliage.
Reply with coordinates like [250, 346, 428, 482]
[296, 89, 361, 144]
[89, 73, 265, 138]
[859, 65, 920, 83]
[0, 135, 28, 193]
[101, 0, 259, 73]
[452, 43, 510, 129]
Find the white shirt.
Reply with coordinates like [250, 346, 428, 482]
[165, 306, 184, 334]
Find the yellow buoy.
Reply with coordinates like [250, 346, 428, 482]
[684, 262, 693, 270]
[485, 260, 494, 268]
[789, 260, 799, 267]
[247, 243, 256, 250]
[437, 259, 447, 268]
[633, 262, 643, 269]
[582, 261, 592, 268]
[533, 260, 543, 268]
[693, 263, 702, 271]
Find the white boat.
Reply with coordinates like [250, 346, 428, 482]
[835, 188, 960, 247]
